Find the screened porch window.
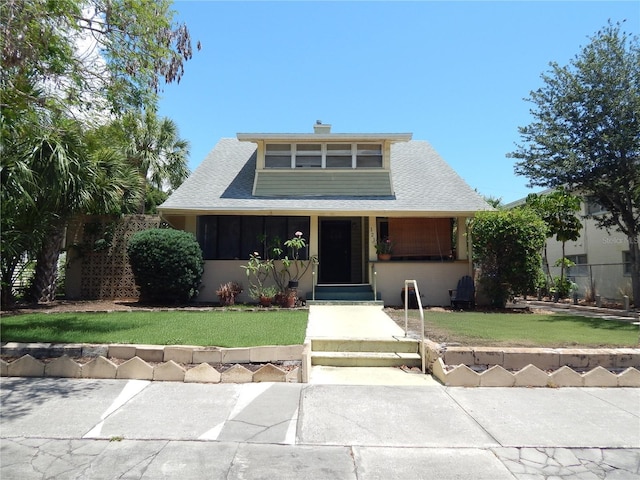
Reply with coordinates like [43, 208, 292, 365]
[197, 215, 310, 260]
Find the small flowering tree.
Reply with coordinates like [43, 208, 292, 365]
[271, 232, 318, 291]
[240, 252, 277, 300]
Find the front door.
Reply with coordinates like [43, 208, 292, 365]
[319, 218, 363, 284]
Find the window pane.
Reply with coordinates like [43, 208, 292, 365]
[265, 216, 288, 257]
[356, 144, 382, 168]
[566, 254, 588, 276]
[357, 155, 383, 168]
[296, 155, 322, 168]
[266, 144, 292, 168]
[265, 155, 291, 168]
[623, 251, 631, 275]
[326, 156, 352, 168]
[296, 144, 321, 152]
[197, 216, 217, 260]
[218, 216, 241, 259]
[357, 144, 382, 155]
[327, 144, 352, 155]
[266, 144, 291, 153]
[241, 216, 264, 259]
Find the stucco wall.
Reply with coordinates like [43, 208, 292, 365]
[197, 260, 314, 304]
[371, 261, 472, 307]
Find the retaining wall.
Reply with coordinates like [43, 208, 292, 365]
[423, 340, 640, 387]
[3, 341, 640, 387]
[0, 343, 302, 384]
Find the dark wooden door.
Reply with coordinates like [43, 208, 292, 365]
[319, 220, 351, 283]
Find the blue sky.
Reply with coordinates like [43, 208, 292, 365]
[158, 1, 639, 204]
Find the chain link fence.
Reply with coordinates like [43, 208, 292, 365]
[548, 262, 633, 303]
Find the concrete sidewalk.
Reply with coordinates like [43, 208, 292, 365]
[2, 377, 638, 479]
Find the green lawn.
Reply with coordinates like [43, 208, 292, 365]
[390, 310, 640, 348]
[2, 309, 638, 348]
[0, 310, 308, 347]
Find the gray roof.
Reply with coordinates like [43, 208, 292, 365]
[159, 138, 492, 216]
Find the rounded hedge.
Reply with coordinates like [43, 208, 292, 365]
[127, 228, 204, 304]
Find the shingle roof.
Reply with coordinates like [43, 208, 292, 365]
[159, 138, 492, 215]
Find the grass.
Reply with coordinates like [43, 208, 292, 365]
[389, 310, 640, 348]
[0, 310, 308, 347]
[2, 308, 638, 349]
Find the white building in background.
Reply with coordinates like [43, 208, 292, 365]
[508, 194, 635, 302]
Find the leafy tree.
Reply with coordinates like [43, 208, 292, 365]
[1, 0, 196, 116]
[472, 209, 548, 307]
[0, 108, 141, 305]
[1, 0, 196, 305]
[510, 21, 640, 305]
[525, 188, 583, 295]
[127, 228, 203, 303]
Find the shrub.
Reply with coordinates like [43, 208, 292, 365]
[216, 281, 243, 306]
[127, 228, 204, 303]
[472, 209, 547, 307]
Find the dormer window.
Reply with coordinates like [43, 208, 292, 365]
[326, 144, 352, 168]
[264, 142, 383, 169]
[356, 144, 382, 168]
[265, 144, 291, 168]
[295, 144, 322, 168]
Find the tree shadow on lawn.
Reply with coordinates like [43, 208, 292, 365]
[1, 314, 139, 343]
[537, 313, 640, 333]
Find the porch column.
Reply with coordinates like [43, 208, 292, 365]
[368, 216, 378, 261]
[309, 215, 319, 257]
[457, 217, 469, 260]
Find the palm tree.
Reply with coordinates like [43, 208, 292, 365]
[1, 102, 143, 305]
[119, 109, 190, 213]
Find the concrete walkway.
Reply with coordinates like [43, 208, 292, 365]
[306, 304, 437, 386]
[1, 377, 639, 479]
[306, 304, 407, 338]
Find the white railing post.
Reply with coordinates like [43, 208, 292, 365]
[373, 267, 377, 301]
[404, 279, 425, 374]
[312, 262, 317, 301]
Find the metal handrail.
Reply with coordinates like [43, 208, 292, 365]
[312, 262, 317, 301]
[371, 263, 377, 301]
[404, 279, 425, 373]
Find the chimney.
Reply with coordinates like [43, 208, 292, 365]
[313, 120, 331, 134]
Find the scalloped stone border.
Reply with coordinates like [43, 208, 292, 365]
[423, 340, 640, 387]
[2, 341, 639, 386]
[1, 354, 300, 383]
[0, 343, 302, 383]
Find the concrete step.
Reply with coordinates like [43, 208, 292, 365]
[311, 351, 422, 368]
[309, 284, 381, 302]
[311, 338, 419, 354]
[307, 300, 384, 306]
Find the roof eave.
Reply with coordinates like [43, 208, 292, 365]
[236, 133, 413, 143]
